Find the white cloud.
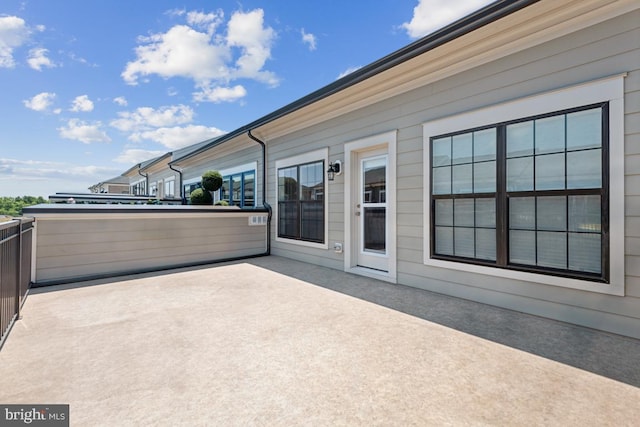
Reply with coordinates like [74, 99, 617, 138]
[226, 9, 277, 85]
[67, 51, 97, 67]
[0, 16, 30, 68]
[110, 104, 194, 132]
[113, 149, 166, 164]
[401, 0, 493, 39]
[122, 8, 277, 103]
[58, 119, 111, 144]
[193, 84, 246, 103]
[301, 28, 316, 51]
[113, 96, 128, 106]
[337, 66, 362, 79]
[122, 24, 231, 84]
[130, 125, 226, 150]
[186, 10, 224, 34]
[23, 92, 56, 112]
[27, 47, 55, 70]
[70, 95, 94, 112]
[0, 158, 121, 197]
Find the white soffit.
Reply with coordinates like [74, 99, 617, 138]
[260, 0, 638, 140]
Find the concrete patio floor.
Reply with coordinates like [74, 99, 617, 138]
[1, 256, 639, 426]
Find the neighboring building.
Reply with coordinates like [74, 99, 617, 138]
[106, 0, 640, 339]
[138, 153, 179, 202]
[171, 136, 261, 206]
[120, 156, 164, 196]
[88, 175, 130, 194]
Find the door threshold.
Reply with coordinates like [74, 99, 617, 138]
[348, 266, 397, 284]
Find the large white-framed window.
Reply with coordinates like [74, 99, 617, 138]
[423, 74, 625, 296]
[275, 148, 328, 249]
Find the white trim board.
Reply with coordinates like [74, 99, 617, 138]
[274, 148, 329, 250]
[344, 130, 398, 283]
[422, 74, 626, 296]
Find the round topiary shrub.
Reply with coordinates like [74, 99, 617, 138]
[190, 188, 212, 205]
[202, 170, 223, 192]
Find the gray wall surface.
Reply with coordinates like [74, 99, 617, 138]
[33, 212, 268, 284]
[266, 10, 640, 339]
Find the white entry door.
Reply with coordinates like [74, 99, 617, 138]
[356, 150, 388, 272]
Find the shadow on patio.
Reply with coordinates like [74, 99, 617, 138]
[1, 256, 639, 425]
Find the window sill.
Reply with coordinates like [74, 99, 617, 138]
[275, 236, 328, 250]
[423, 256, 623, 296]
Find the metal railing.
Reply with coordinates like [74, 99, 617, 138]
[0, 218, 34, 348]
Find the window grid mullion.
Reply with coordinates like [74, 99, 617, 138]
[496, 125, 507, 266]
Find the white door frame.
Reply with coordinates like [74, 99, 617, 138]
[344, 130, 397, 283]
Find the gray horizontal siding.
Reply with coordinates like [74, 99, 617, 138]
[262, 9, 640, 339]
[35, 215, 267, 284]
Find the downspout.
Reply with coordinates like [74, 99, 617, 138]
[137, 168, 149, 196]
[169, 163, 183, 203]
[248, 130, 272, 255]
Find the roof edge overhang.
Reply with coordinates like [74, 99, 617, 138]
[139, 152, 172, 173]
[170, 0, 538, 165]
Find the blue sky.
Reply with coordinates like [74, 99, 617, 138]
[0, 0, 491, 197]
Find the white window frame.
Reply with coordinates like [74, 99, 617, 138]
[423, 74, 626, 296]
[275, 148, 329, 249]
[131, 178, 146, 195]
[164, 178, 175, 198]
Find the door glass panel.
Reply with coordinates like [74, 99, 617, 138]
[363, 207, 385, 253]
[363, 158, 386, 203]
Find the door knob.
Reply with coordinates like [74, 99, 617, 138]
[355, 211, 361, 216]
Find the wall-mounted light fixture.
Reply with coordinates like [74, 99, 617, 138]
[327, 160, 342, 181]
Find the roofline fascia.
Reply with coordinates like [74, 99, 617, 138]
[139, 152, 172, 173]
[170, 0, 539, 165]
